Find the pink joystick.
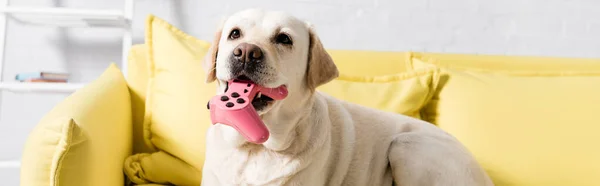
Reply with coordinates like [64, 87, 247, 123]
[207, 80, 288, 144]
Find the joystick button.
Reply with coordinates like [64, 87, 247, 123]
[226, 102, 234, 107]
[237, 98, 245, 104]
[220, 96, 229, 101]
[206, 102, 210, 109]
[231, 92, 240, 98]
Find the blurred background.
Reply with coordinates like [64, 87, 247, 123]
[1, 0, 599, 184]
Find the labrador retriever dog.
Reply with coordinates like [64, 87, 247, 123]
[201, 8, 494, 186]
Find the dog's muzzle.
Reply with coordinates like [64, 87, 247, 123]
[233, 43, 264, 63]
[230, 43, 265, 76]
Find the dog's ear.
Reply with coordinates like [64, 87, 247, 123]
[203, 20, 225, 83]
[305, 23, 339, 90]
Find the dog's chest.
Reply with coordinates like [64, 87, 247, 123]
[214, 149, 303, 185]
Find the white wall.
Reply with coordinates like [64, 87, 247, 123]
[3, 0, 600, 185]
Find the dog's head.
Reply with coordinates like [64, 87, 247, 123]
[203, 9, 338, 114]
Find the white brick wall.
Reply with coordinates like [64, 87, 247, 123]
[3, 0, 600, 185]
[162, 0, 600, 58]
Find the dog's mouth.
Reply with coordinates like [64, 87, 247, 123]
[251, 92, 275, 111]
[232, 75, 276, 111]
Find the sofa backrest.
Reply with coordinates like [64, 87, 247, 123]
[409, 52, 600, 186]
[127, 41, 600, 185]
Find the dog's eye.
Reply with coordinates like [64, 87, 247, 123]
[275, 34, 293, 45]
[229, 29, 241, 40]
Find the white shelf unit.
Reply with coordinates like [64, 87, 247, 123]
[0, 7, 128, 27]
[0, 0, 133, 93]
[0, 0, 134, 172]
[0, 82, 85, 93]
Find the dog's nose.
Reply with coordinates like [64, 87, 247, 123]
[233, 43, 263, 62]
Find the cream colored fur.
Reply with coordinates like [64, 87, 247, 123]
[201, 9, 494, 186]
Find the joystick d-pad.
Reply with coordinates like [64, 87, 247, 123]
[207, 80, 288, 144]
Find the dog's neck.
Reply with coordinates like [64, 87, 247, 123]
[259, 89, 328, 153]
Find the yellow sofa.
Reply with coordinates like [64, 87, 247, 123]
[20, 15, 600, 186]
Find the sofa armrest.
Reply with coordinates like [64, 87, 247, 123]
[20, 64, 132, 186]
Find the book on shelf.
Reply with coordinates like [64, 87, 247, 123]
[15, 72, 69, 83]
[24, 78, 68, 83]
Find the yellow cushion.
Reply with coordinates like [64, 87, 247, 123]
[20, 64, 132, 186]
[327, 50, 410, 76]
[137, 15, 440, 185]
[410, 56, 600, 186]
[127, 44, 154, 154]
[317, 67, 440, 118]
[124, 151, 200, 185]
[140, 15, 212, 184]
[411, 52, 600, 73]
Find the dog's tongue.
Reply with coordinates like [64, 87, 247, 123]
[209, 80, 288, 144]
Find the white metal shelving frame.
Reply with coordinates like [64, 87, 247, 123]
[0, 0, 133, 93]
[0, 0, 134, 170]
